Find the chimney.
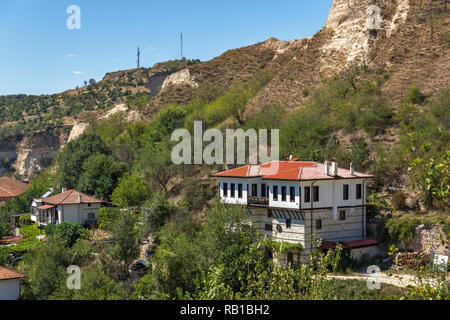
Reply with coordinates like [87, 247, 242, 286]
[324, 161, 330, 176]
[289, 155, 293, 160]
[350, 162, 355, 176]
[331, 160, 339, 177]
[62, 187, 67, 193]
[78, 195, 82, 204]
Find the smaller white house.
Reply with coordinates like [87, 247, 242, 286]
[0, 267, 25, 300]
[31, 189, 103, 227]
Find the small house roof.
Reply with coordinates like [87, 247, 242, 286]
[34, 190, 103, 205]
[0, 176, 28, 199]
[213, 160, 373, 181]
[0, 267, 25, 280]
[36, 205, 56, 210]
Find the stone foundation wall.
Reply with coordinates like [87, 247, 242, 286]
[406, 225, 449, 256]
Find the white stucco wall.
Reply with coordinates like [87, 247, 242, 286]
[59, 203, 100, 225]
[0, 279, 21, 300]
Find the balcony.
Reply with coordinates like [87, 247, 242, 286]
[248, 197, 269, 206]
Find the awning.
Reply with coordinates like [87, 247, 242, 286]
[37, 205, 55, 210]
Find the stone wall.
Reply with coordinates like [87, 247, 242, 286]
[406, 224, 449, 256]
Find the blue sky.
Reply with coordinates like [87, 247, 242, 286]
[0, 0, 333, 95]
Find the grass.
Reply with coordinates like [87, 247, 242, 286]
[324, 279, 408, 300]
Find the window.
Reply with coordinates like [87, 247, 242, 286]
[223, 183, 228, 197]
[88, 212, 95, 220]
[238, 184, 243, 199]
[265, 224, 273, 232]
[261, 184, 267, 198]
[252, 184, 258, 197]
[88, 203, 92, 207]
[343, 184, 349, 200]
[316, 219, 322, 230]
[281, 186, 287, 202]
[313, 186, 320, 202]
[273, 186, 279, 201]
[304, 186, 311, 203]
[286, 219, 292, 229]
[290, 187, 296, 202]
[230, 183, 235, 198]
[340, 210, 346, 221]
[356, 184, 362, 200]
[268, 210, 272, 218]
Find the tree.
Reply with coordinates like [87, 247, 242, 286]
[141, 192, 176, 235]
[45, 222, 88, 247]
[19, 237, 72, 300]
[89, 79, 96, 85]
[58, 133, 111, 190]
[78, 153, 127, 200]
[138, 139, 180, 192]
[111, 211, 140, 265]
[409, 147, 449, 211]
[111, 173, 150, 208]
[97, 207, 120, 231]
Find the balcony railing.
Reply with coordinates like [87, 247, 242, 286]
[248, 197, 269, 206]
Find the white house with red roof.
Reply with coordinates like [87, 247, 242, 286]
[31, 189, 103, 227]
[213, 159, 378, 264]
[0, 267, 25, 300]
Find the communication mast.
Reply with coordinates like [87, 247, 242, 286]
[180, 33, 183, 60]
[137, 47, 141, 68]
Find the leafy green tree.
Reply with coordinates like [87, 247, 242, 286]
[58, 133, 111, 189]
[138, 139, 180, 192]
[51, 265, 123, 300]
[97, 207, 120, 231]
[19, 237, 71, 300]
[141, 192, 176, 235]
[409, 145, 449, 211]
[111, 173, 150, 208]
[78, 153, 127, 200]
[45, 222, 88, 247]
[111, 211, 140, 265]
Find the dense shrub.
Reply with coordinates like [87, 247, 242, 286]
[391, 191, 407, 211]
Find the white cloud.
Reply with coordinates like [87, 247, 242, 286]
[147, 46, 157, 51]
[66, 54, 78, 58]
[73, 71, 83, 75]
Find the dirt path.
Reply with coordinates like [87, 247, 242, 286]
[327, 273, 418, 288]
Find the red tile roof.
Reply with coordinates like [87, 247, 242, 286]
[319, 238, 379, 250]
[0, 267, 25, 280]
[0, 176, 28, 199]
[0, 236, 23, 245]
[36, 205, 56, 210]
[35, 190, 103, 205]
[345, 238, 379, 249]
[213, 161, 373, 181]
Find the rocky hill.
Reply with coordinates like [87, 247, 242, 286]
[0, 0, 448, 180]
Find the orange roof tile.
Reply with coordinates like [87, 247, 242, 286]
[36, 190, 103, 205]
[0, 176, 28, 199]
[213, 161, 373, 181]
[0, 267, 25, 280]
[36, 205, 56, 210]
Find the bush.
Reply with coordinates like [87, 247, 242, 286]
[46, 222, 88, 247]
[404, 85, 425, 105]
[97, 207, 120, 231]
[391, 191, 407, 211]
[111, 173, 150, 208]
[19, 214, 33, 228]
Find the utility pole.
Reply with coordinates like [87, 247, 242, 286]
[137, 47, 141, 68]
